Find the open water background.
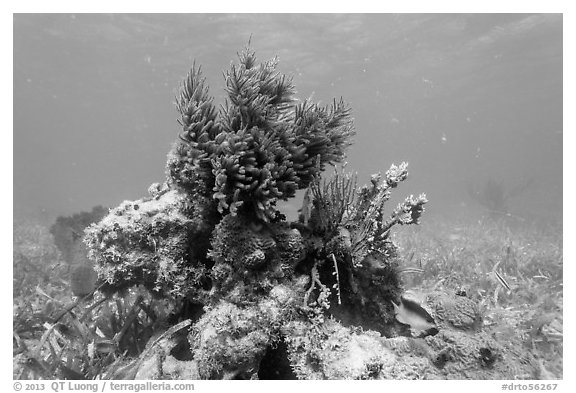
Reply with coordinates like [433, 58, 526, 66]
[13, 14, 562, 224]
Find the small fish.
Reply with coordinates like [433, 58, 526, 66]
[490, 259, 512, 293]
[398, 267, 425, 275]
[391, 298, 436, 332]
[493, 270, 511, 292]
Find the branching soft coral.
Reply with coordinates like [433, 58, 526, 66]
[307, 163, 427, 268]
[301, 164, 427, 334]
[167, 47, 354, 222]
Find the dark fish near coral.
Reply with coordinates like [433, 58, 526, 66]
[391, 297, 436, 332]
[70, 264, 98, 297]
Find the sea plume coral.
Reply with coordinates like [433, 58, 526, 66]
[167, 47, 354, 222]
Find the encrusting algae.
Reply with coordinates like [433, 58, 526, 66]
[77, 47, 539, 379]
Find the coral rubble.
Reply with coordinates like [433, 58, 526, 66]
[83, 48, 537, 379]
